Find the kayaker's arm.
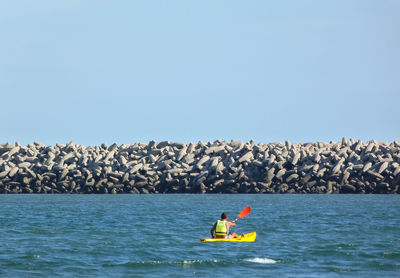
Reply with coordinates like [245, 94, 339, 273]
[228, 221, 236, 227]
[210, 222, 217, 238]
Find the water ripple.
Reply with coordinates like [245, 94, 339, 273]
[0, 194, 399, 277]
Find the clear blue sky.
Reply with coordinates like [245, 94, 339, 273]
[1, 1, 399, 146]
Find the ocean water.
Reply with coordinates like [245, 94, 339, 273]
[0, 195, 399, 277]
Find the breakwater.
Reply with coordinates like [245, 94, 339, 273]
[0, 139, 399, 194]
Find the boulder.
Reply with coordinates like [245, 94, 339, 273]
[7, 146, 21, 158]
[341, 171, 351, 184]
[238, 151, 253, 163]
[0, 170, 10, 178]
[316, 168, 327, 178]
[148, 140, 157, 149]
[362, 162, 372, 172]
[130, 163, 143, 174]
[176, 147, 187, 161]
[378, 161, 389, 174]
[367, 170, 384, 180]
[275, 169, 286, 180]
[393, 167, 400, 177]
[332, 159, 344, 174]
[340, 184, 356, 193]
[157, 141, 170, 149]
[171, 142, 186, 149]
[209, 157, 219, 169]
[291, 152, 301, 165]
[196, 155, 210, 169]
[204, 145, 225, 155]
[216, 162, 225, 174]
[8, 167, 19, 177]
[182, 153, 195, 164]
[286, 173, 299, 183]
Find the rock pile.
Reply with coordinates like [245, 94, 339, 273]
[0, 139, 399, 194]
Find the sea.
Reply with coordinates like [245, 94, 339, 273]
[0, 194, 399, 277]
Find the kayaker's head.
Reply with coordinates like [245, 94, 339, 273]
[221, 212, 228, 220]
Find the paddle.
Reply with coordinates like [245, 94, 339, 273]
[233, 206, 251, 222]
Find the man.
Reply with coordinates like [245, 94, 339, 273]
[210, 212, 240, 239]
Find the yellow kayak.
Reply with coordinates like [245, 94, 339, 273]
[200, 232, 256, 242]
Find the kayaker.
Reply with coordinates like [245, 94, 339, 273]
[210, 212, 241, 239]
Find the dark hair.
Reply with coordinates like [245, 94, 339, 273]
[221, 212, 228, 219]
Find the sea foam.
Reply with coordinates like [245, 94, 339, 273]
[245, 257, 277, 264]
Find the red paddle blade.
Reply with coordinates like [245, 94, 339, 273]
[237, 206, 251, 220]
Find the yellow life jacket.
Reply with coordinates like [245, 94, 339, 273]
[216, 220, 227, 235]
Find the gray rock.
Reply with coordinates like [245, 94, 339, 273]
[157, 141, 170, 149]
[7, 146, 21, 158]
[196, 155, 210, 169]
[286, 173, 299, 183]
[252, 160, 263, 167]
[171, 142, 186, 149]
[275, 169, 286, 180]
[278, 183, 289, 193]
[362, 162, 372, 172]
[341, 137, 347, 146]
[216, 162, 225, 174]
[148, 140, 157, 149]
[104, 151, 115, 162]
[0, 170, 9, 178]
[85, 177, 95, 186]
[204, 145, 225, 155]
[182, 153, 195, 164]
[119, 156, 127, 166]
[230, 140, 243, 148]
[266, 168, 275, 182]
[26, 168, 37, 178]
[313, 153, 321, 163]
[340, 184, 356, 193]
[209, 157, 219, 169]
[365, 141, 374, 153]
[267, 154, 276, 165]
[337, 147, 349, 157]
[238, 151, 253, 163]
[0, 143, 14, 155]
[130, 163, 143, 174]
[18, 162, 31, 168]
[393, 167, 400, 177]
[367, 170, 384, 180]
[378, 161, 389, 174]
[316, 168, 327, 178]
[342, 171, 351, 184]
[312, 163, 320, 173]
[8, 167, 19, 177]
[291, 152, 301, 165]
[332, 159, 344, 174]
[326, 181, 334, 193]
[176, 147, 187, 161]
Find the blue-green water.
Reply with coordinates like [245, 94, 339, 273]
[0, 195, 399, 277]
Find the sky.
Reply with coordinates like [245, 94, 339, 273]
[0, 0, 399, 146]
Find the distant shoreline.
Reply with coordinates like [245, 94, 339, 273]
[0, 139, 399, 194]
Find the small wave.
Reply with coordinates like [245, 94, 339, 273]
[182, 259, 220, 265]
[104, 259, 222, 268]
[245, 257, 277, 264]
